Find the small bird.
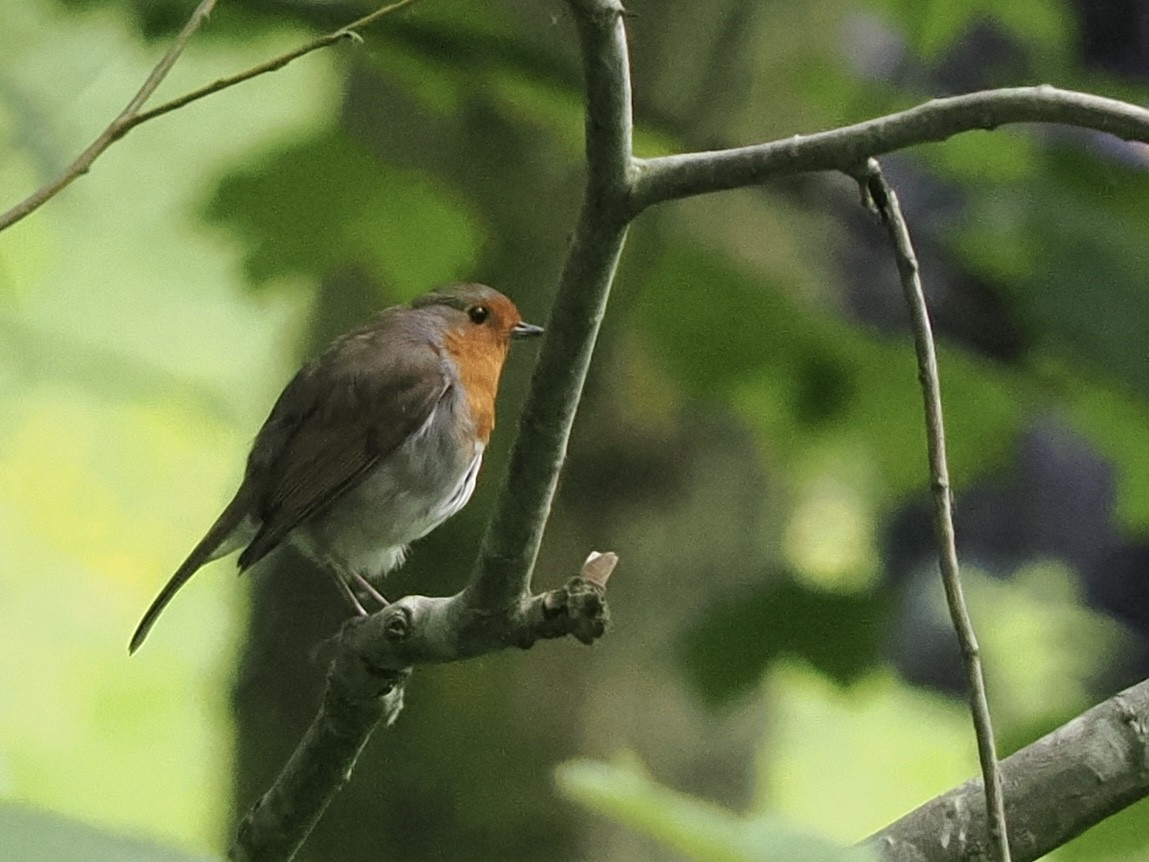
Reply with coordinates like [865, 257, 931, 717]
[129, 283, 543, 653]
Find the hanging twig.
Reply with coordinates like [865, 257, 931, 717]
[859, 158, 1011, 862]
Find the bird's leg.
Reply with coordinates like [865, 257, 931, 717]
[350, 570, 390, 608]
[322, 563, 369, 617]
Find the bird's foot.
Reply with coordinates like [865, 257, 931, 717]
[350, 570, 390, 609]
[322, 563, 370, 616]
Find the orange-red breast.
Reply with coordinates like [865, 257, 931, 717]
[129, 283, 542, 653]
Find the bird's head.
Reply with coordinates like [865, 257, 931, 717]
[413, 283, 543, 349]
[414, 283, 543, 441]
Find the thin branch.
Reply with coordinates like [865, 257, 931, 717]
[133, 0, 418, 127]
[0, 0, 219, 231]
[0, 0, 417, 233]
[866, 676, 1149, 861]
[861, 159, 1010, 862]
[630, 86, 1149, 214]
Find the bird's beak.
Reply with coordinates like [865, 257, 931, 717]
[512, 321, 545, 339]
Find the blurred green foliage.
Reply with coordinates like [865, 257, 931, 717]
[681, 578, 888, 704]
[0, 803, 218, 862]
[4, 0, 1149, 860]
[0, 0, 332, 854]
[557, 752, 879, 862]
[867, 0, 1072, 63]
[207, 131, 482, 295]
[636, 241, 1023, 504]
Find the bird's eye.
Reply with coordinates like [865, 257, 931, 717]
[468, 305, 490, 324]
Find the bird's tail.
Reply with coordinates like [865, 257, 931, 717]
[128, 495, 251, 654]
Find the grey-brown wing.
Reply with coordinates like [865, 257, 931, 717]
[237, 330, 448, 570]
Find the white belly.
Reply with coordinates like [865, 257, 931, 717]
[291, 416, 484, 582]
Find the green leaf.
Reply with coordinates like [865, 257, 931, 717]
[0, 804, 219, 862]
[680, 578, 889, 705]
[206, 131, 483, 298]
[556, 756, 878, 862]
[758, 665, 977, 841]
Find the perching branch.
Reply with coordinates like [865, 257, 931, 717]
[231, 556, 615, 861]
[0, 0, 417, 233]
[867, 676, 1149, 862]
[860, 160, 1010, 862]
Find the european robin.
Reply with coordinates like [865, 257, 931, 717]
[129, 283, 543, 653]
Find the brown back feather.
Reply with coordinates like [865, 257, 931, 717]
[237, 311, 450, 570]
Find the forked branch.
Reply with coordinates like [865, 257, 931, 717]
[630, 86, 1149, 214]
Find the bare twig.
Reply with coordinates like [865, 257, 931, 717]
[1, 0, 220, 230]
[133, 0, 418, 127]
[860, 159, 1010, 862]
[867, 676, 1149, 861]
[0, 0, 219, 231]
[0, 0, 417, 232]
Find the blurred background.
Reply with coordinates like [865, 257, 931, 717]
[3, 0, 1149, 859]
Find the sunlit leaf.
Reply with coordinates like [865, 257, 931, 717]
[759, 665, 977, 841]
